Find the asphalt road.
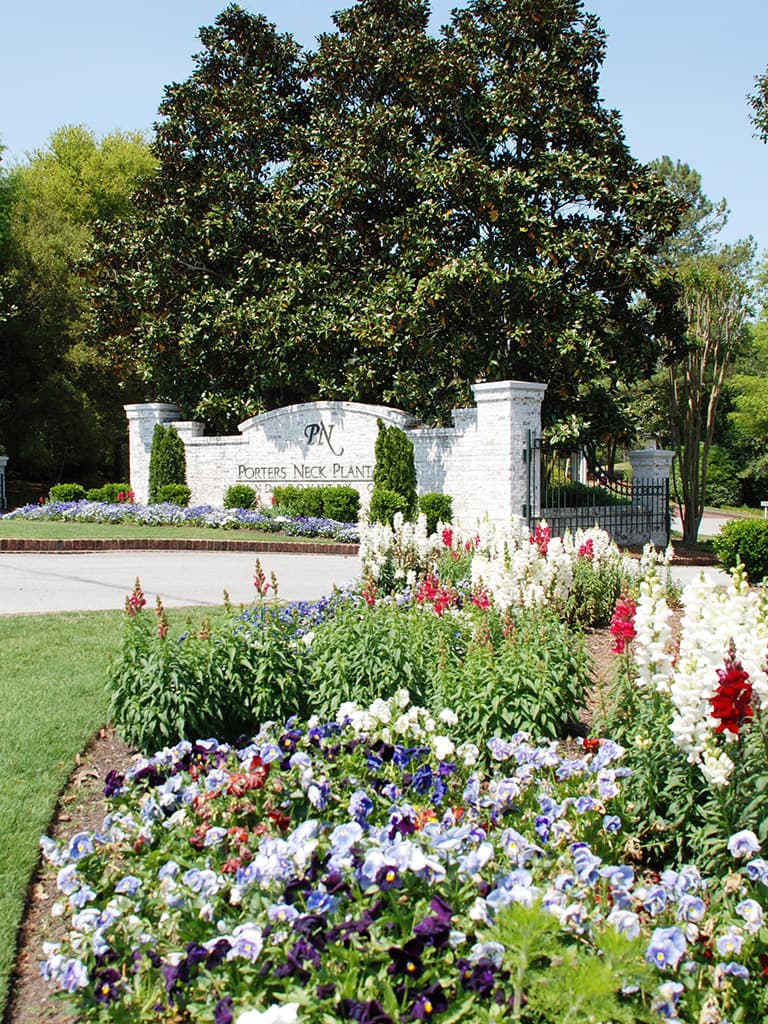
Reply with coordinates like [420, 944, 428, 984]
[0, 550, 363, 615]
[0, 542, 738, 616]
[0, 508, 748, 616]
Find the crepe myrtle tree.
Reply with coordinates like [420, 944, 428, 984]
[749, 65, 768, 143]
[86, 0, 683, 442]
[669, 246, 754, 542]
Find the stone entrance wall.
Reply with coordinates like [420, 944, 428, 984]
[126, 381, 547, 526]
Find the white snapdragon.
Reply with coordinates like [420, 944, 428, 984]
[631, 566, 768, 785]
[358, 513, 440, 584]
[471, 520, 581, 612]
[632, 576, 675, 693]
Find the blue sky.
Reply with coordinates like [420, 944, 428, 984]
[2, 1, 766, 257]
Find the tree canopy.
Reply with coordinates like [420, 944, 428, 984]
[635, 156, 756, 539]
[87, 0, 682, 436]
[749, 66, 768, 142]
[0, 126, 154, 480]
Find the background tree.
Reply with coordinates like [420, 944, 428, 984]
[749, 66, 768, 142]
[641, 158, 755, 540]
[85, 7, 309, 432]
[0, 126, 154, 487]
[87, 0, 682, 442]
[727, 292, 768, 503]
[650, 157, 728, 260]
[668, 246, 753, 541]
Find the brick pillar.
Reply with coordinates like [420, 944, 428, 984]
[471, 380, 547, 523]
[124, 403, 183, 504]
[629, 447, 675, 548]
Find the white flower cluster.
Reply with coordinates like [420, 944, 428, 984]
[634, 567, 768, 786]
[470, 519, 574, 612]
[358, 513, 440, 585]
[632, 575, 675, 693]
[334, 691, 478, 766]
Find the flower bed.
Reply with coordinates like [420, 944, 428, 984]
[37, 523, 768, 1021]
[40, 692, 768, 1023]
[1, 500, 359, 543]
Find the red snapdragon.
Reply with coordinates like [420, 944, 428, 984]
[578, 538, 594, 560]
[610, 596, 637, 654]
[710, 661, 753, 736]
[530, 523, 551, 555]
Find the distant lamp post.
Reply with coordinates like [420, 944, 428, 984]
[0, 454, 8, 511]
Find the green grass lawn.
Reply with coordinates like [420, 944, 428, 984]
[0, 605, 225, 1019]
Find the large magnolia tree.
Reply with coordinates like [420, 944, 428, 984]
[86, 0, 683, 435]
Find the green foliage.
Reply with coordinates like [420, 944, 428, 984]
[223, 484, 258, 510]
[564, 558, 627, 627]
[271, 484, 359, 521]
[306, 600, 442, 720]
[307, 601, 587, 750]
[418, 492, 453, 534]
[368, 486, 407, 526]
[156, 483, 191, 507]
[148, 424, 186, 503]
[480, 902, 656, 1024]
[321, 485, 359, 523]
[713, 518, 768, 582]
[86, 1, 682, 434]
[703, 444, 742, 507]
[107, 588, 306, 753]
[48, 482, 86, 503]
[433, 607, 589, 754]
[85, 482, 131, 503]
[373, 421, 417, 518]
[109, 585, 588, 758]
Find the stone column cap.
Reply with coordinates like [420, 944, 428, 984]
[471, 380, 547, 403]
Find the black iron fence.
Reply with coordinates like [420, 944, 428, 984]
[525, 434, 670, 547]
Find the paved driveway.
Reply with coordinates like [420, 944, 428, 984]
[0, 550, 362, 615]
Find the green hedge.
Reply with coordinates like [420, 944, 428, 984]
[272, 485, 359, 521]
[418, 492, 453, 534]
[713, 518, 768, 583]
[223, 484, 259, 510]
[148, 424, 187, 503]
[86, 483, 132, 503]
[48, 483, 87, 503]
[156, 483, 191, 507]
[368, 486, 406, 526]
[373, 420, 417, 519]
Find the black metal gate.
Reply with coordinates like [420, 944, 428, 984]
[525, 433, 670, 547]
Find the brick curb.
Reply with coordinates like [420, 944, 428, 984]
[0, 537, 360, 556]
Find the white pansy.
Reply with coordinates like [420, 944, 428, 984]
[432, 735, 455, 761]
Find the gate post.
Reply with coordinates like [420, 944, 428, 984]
[470, 380, 546, 524]
[629, 448, 675, 547]
[124, 403, 184, 505]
